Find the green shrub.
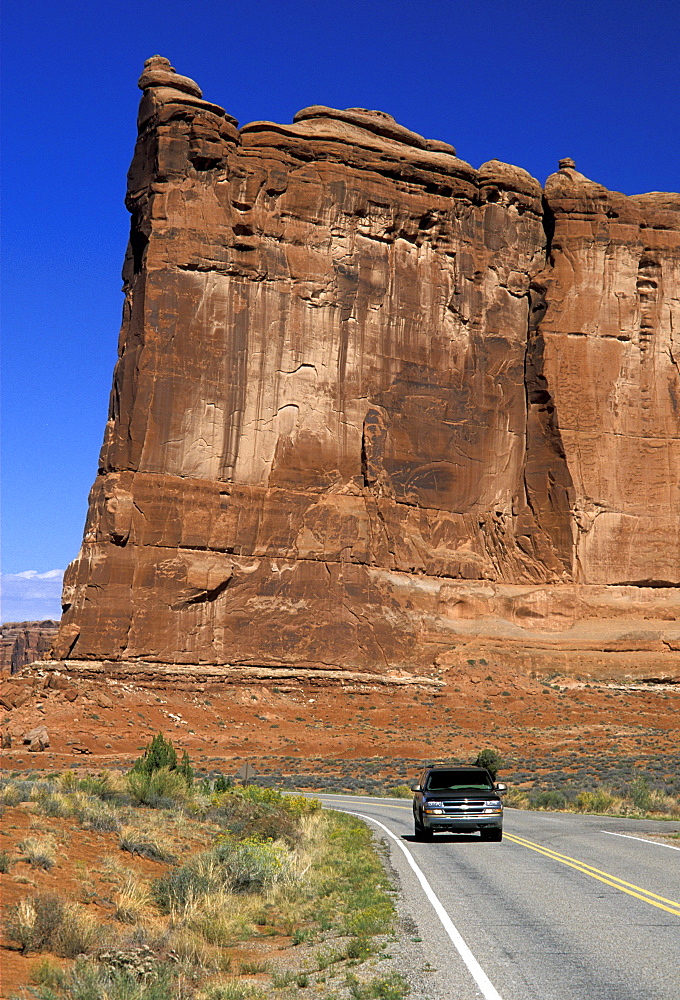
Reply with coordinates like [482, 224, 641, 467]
[79, 801, 121, 833]
[209, 791, 299, 846]
[473, 749, 503, 780]
[528, 790, 566, 811]
[239, 785, 285, 806]
[0, 849, 12, 873]
[130, 733, 178, 776]
[279, 792, 321, 818]
[214, 775, 232, 793]
[271, 970, 297, 988]
[346, 972, 410, 999]
[215, 836, 292, 892]
[75, 772, 118, 800]
[177, 750, 194, 788]
[34, 791, 72, 818]
[575, 790, 615, 814]
[630, 776, 652, 812]
[58, 771, 82, 793]
[204, 982, 266, 1000]
[325, 815, 396, 942]
[30, 957, 67, 989]
[153, 836, 293, 912]
[33, 788, 121, 832]
[210, 786, 319, 838]
[505, 788, 529, 809]
[126, 766, 188, 807]
[386, 785, 412, 799]
[344, 936, 374, 961]
[27, 955, 178, 1000]
[344, 901, 393, 936]
[291, 927, 312, 945]
[153, 863, 216, 911]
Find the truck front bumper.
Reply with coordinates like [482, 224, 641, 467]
[422, 813, 503, 832]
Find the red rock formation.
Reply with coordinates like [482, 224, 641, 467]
[49, 58, 680, 683]
[1, 622, 58, 678]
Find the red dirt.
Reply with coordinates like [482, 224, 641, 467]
[1, 664, 678, 997]
[1, 663, 678, 780]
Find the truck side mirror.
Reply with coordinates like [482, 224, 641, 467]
[410, 784, 421, 792]
[495, 782, 507, 793]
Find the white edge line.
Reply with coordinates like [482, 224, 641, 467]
[343, 810, 504, 1000]
[601, 830, 680, 851]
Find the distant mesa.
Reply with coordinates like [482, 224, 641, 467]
[1, 621, 59, 678]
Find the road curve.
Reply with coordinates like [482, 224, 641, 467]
[319, 794, 680, 1000]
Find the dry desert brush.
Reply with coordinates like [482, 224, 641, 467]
[1, 738, 402, 998]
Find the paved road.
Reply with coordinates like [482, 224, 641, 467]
[320, 794, 680, 1000]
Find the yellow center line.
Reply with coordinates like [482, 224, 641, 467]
[323, 799, 412, 810]
[326, 801, 680, 917]
[505, 833, 680, 917]
[506, 833, 679, 903]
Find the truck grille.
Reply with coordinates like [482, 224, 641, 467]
[440, 799, 489, 815]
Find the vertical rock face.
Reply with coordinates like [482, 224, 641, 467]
[52, 58, 680, 680]
[1, 622, 59, 677]
[536, 167, 680, 586]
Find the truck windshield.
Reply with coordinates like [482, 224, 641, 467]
[425, 770, 493, 791]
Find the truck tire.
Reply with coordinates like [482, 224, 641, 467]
[414, 816, 433, 841]
[480, 827, 503, 842]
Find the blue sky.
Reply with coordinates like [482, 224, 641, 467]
[2, 0, 679, 621]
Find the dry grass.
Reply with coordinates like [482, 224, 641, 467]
[1, 782, 23, 806]
[126, 766, 190, 808]
[1, 762, 398, 999]
[202, 982, 267, 1000]
[18, 835, 58, 870]
[54, 904, 103, 958]
[165, 924, 232, 971]
[4, 893, 104, 957]
[181, 890, 262, 947]
[33, 788, 123, 833]
[114, 872, 153, 924]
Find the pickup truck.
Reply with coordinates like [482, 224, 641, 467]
[412, 766, 506, 841]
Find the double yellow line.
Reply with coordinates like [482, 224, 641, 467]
[333, 801, 680, 918]
[504, 832, 680, 917]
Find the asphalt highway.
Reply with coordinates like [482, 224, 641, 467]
[319, 794, 680, 1000]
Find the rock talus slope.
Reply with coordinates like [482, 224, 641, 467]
[51, 58, 680, 683]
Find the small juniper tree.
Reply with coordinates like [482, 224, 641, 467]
[177, 750, 194, 787]
[131, 733, 178, 775]
[630, 775, 652, 812]
[473, 748, 502, 780]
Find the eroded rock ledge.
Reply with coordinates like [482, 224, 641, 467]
[53, 57, 680, 682]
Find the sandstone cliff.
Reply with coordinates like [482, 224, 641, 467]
[50, 58, 680, 684]
[1, 621, 59, 678]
